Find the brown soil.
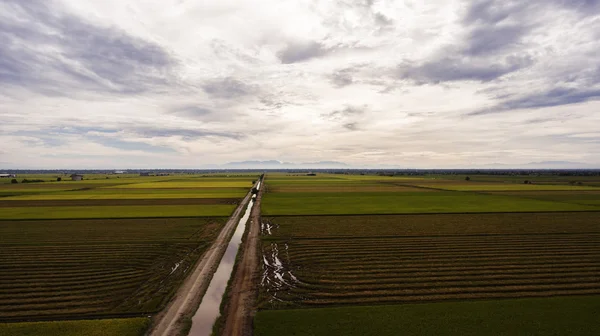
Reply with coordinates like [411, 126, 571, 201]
[220, 185, 264, 336]
[0, 198, 240, 207]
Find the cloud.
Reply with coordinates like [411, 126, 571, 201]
[322, 105, 367, 121]
[0, 0, 177, 96]
[396, 55, 533, 84]
[472, 87, 600, 115]
[343, 122, 359, 131]
[277, 41, 331, 64]
[202, 77, 257, 99]
[329, 68, 355, 87]
[2, 0, 600, 168]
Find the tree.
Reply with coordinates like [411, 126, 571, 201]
[11, 179, 18, 184]
[57, 177, 62, 182]
[465, 176, 471, 181]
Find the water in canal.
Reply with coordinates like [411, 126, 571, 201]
[188, 182, 260, 335]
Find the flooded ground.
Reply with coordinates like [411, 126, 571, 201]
[188, 182, 260, 336]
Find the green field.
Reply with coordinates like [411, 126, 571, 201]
[261, 191, 597, 215]
[0, 318, 149, 336]
[415, 183, 600, 191]
[264, 212, 600, 238]
[257, 173, 600, 335]
[0, 204, 235, 219]
[0, 217, 227, 319]
[0, 173, 258, 325]
[255, 296, 600, 336]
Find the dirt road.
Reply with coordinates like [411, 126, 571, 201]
[149, 189, 254, 336]
[220, 183, 264, 336]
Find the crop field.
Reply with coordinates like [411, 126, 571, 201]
[0, 217, 227, 320]
[0, 204, 236, 219]
[257, 173, 600, 335]
[411, 182, 600, 191]
[0, 318, 149, 336]
[0, 174, 255, 219]
[0, 172, 258, 334]
[255, 296, 600, 336]
[261, 191, 597, 215]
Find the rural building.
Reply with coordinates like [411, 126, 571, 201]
[114, 170, 125, 174]
[70, 174, 83, 181]
[0, 173, 16, 178]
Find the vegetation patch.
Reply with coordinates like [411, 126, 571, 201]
[0, 218, 226, 320]
[0, 204, 235, 220]
[0, 318, 149, 336]
[255, 296, 600, 336]
[261, 192, 597, 215]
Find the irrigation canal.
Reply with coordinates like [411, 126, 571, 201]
[188, 181, 260, 335]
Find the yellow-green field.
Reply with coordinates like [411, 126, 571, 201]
[0, 173, 259, 333]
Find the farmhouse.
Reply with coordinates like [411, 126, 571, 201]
[0, 173, 16, 178]
[70, 174, 83, 181]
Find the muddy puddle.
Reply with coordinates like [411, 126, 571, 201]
[188, 182, 260, 336]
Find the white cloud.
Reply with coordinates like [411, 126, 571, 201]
[1, 0, 600, 168]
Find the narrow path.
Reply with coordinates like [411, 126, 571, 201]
[149, 187, 255, 336]
[220, 182, 264, 336]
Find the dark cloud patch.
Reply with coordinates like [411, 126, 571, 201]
[0, 0, 176, 95]
[373, 13, 394, 28]
[322, 105, 367, 120]
[397, 55, 533, 84]
[462, 1, 528, 26]
[171, 105, 212, 117]
[277, 41, 331, 64]
[86, 136, 176, 153]
[202, 77, 256, 99]
[343, 122, 359, 131]
[471, 87, 600, 115]
[464, 0, 600, 27]
[131, 126, 243, 140]
[524, 117, 561, 124]
[465, 25, 529, 56]
[329, 68, 355, 88]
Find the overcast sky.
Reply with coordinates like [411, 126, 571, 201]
[2, 0, 600, 168]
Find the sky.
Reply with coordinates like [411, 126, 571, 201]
[1, 0, 600, 169]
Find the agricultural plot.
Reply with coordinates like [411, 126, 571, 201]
[0, 217, 226, 320]
[1, 187, 248, 200]
[0, 175, 256, 219]
[411, 182, 600, 191]
[0, 173, 258, 329]
[0, 204, 235, 219]
[0, 318, 149, 336]
[484, 190, 600, 208]
[257, 174, 600, 335]
[255, 296, 600, 336]
[260, 214, 600, 307]
[261, 191, 597, 215]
